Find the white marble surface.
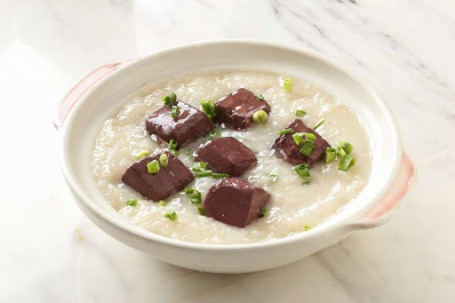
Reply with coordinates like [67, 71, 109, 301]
[1, 0, 454, 302]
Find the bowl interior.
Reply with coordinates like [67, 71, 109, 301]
[62, 41, 401, 247]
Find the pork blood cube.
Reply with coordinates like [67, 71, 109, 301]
[121, 152, 194, 201]
[204, 178, 270, 228]
[272, 119, 330, 167]
[146, 101, 213, 148]
[214, 88, 271, 130]
[195, 137, 257, 177]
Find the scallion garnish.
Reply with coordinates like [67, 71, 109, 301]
[203, 129, 221, 140]
[279, 128, 293, 135]
[184, 187, 202, 204]
[192, 162, 208, 171]
[146, 160, 160, 174]
[126, 198, 137, 207]
[194, 170, 212, 177]
[162, 92, 177, 106]
[186, 149, 194, 160]
[300, 141, 315, 156]
[313, 118, 325, 130]
[165, 211, 178, 221]
[293, 132, 317, 157]
[171, 105, 180, 120]
[295, 109, 307, 117]
[191, 162, 229, 178]
[305, 133, 316, 142]
[294, 163, 311, 184]
[191, 162, 213, 178]
[197, 206, 206, 216]
[201, 100, 217, 119]
[304, 224, 312, 231]
[253, 110, 268, 124]
[158, 200, 167, 207]
[168, 139, 178, 155]
[338, 141, 353, 155]
[258, 207, 268, 218]
[159, 153, 169, 167]
[337, 147, 347, 157]
[212, 173, 230, 179]
[257, 94, 265, 101]
[338, 155, 356, 171]
[325, 147, 337, 163]
[292, 133, 304, 146]
[270, 173, 279, 183]
[282, 77, 292, 92]
[135, 150, 150, 160]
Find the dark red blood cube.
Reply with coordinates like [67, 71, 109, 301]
[272, 119, 330, 167]
[195, 137, 257, 177]
[121, 152, 194, 201]
[215, 88, 271, 130]
[146, 101, 213, 148]
[204, 178, 270, 228]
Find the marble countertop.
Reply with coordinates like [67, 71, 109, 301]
[1, 0, 454, 302]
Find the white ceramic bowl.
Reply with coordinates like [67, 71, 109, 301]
[56, 41, 414, 273]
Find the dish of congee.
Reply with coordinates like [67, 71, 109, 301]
[91, 71, 371, 244]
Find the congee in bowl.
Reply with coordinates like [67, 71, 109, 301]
[91, 71, 371, 244]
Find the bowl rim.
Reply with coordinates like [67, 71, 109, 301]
[60, 39, 403, 251]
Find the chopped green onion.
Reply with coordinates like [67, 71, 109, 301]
[294, 163, 311, 184]
[146, 160, 160, 174]
[192, 162, 229, 179]
[257, 94, 265, 101]
[194, 170, 213, 178]
[305, 133, 316, 142]
[197, 206, 206, 216]
[162, 92, 177, 106]
[203, 129, 221, 140]
[186, 149, 194, 160]
[279, 128, 293, 135]
[258, 207, 268, 218]
[158, 200, 167, 207]
[270, 173, 279, 183]
[126, 198, 137, 207]
[253, 110, 268, 124]
[165, 211, 177, 221]
[168, 139, 178, 155]
[338, 155, 356, 171]
[293, 132, 316, 152]
[337, 147, 347, 157]
[313, 118, 325, 130]
[325, 147, 337, 163]
[184, 187, 197, 195]
[192, 162, 209, 172]
[201, 100, 217, 119]
[135, 150, 150, 160]
[295, 109, 307, 117]
[184, 187, 202, 204]
[192, 162, 214, 178]
[338, 141, 354, 155]
[292, 133, 304, 146]
[300, 141, 315, 156]
[171, 105, 180, 120]
[282, 77, 292, 92]
[212, 173, 230, 179]
[159, 153, 169, 167]
[304, 224, 312, 231]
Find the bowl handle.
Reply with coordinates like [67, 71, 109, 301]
[53, 61, 129, 130]
[351, 152, 415, 229]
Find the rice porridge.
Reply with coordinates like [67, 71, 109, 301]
[91, 71, 372, 244]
